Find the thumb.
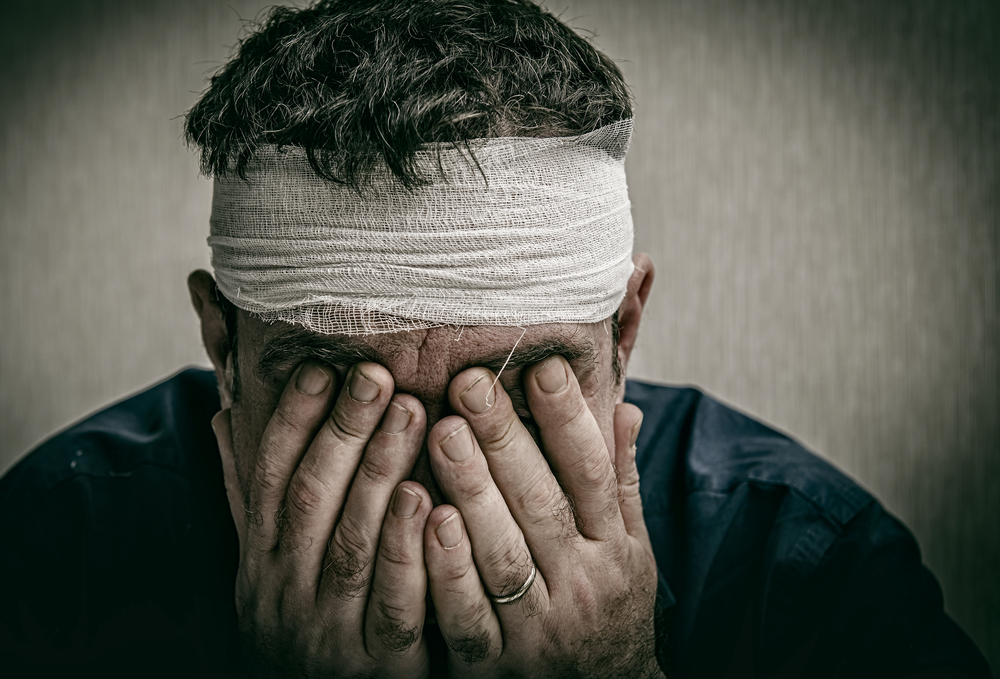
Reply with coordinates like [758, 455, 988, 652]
[211, 409, 247, 552]
[613, 403, 650, 545]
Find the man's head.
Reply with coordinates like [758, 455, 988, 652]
[184, 0, 632, 188]
[184, 0, 654, 498]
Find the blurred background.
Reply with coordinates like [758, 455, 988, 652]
[1, 0, 996, 670]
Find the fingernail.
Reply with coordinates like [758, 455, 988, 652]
[535, 356, 567, 393]
[436, 513, 463, 549]
[629, 414, 643, 448]
[459, 372, 494, 413]
[349, 368, 381, 403]
[296, 363, 331, 395]
[381, 400, 412, 434]
[440, 425, 473, 463]
[393, 487, 421, 519]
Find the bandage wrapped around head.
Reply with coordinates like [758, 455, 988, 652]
[208, 119, 635, 335]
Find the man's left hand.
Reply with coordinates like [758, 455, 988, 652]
[424, 356, 664, 679]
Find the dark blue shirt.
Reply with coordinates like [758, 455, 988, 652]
[0, 369, 991, 678]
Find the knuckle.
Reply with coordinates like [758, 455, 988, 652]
[356, 451, 394, 486]
[372, 605, 420, 655]
[332, 514, 375, 559]
[268, 404, 312, 440]
[272, 504, 289, 539]
[377, 536, 413, 569]
[603, 464, 620, 499]
[547, 394, 590, 430]
[244, 502, 264, 529]
[516, 473, 562, 517]
[280, 530, 314, 555]
[439, 555, 478, 586]
[449, 633, 492, 665]
[446, 608, 493, 664]
[327, 405, 376, 443]
[324, 550, 371, 600]
[286, 467, 331, 517]
[474, 411, 521, 454]
[571, 450, 613, 489]
[544, 492, 581, 539]
[616, 465, 641, 501]
[370, 579, 411, 618]
[268, 404, 296, 432]
[368, 579, 420, 641]
[606, 528, 632, 562]
[324, 521, 374, 600]
[253, 455, 283, 497]
[451, 597, 493, 637]
[454, 471, 493, 504]
[368, 566, 421, 654]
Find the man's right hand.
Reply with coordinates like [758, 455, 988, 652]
[211, 361, 432, 678]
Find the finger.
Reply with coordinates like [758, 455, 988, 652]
[613, 403, 649, 542]
[317, 391, 424, 606]
[212, 408, 247, 552]
[428, 417, 538, 608]
[424, 506, 503, 669]
[249, 361, 337, 552]
[278, 368, 405, 565]
[447, 368, 577, 560]
[277, 363, 394, 568]
[365, 481, 432, 668]
[524, 355, 622, 541]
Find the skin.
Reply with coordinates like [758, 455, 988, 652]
[188, 253, 664, 678]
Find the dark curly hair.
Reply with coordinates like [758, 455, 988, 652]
[184, 0, 631, 190]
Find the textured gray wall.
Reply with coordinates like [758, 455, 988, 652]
[1, 0, 996, 670]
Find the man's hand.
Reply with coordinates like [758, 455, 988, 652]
[423, 356, 664, 678]
[212, 362, 433, 678]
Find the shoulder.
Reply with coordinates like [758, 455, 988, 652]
[0, 368, 233, 669]
[0, 367, 223, 560]
[1, 367, 220, 503]
[625, 379, 992, 678]
[624, 378, 871, 526]
[624, 377, 879, 605]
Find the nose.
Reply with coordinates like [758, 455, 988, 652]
[404, 396, 453, 505]
[409, 439, 446, 505]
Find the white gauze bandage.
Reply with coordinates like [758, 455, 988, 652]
[208, 119, 635, 335]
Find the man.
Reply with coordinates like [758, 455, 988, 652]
[0, 1, 991, 677]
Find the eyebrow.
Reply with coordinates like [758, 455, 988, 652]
[257, 329, 381, 378]
[255, 325, 602, 390]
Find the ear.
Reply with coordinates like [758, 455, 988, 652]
[187, 269, 235, 408]
[615, 253, 655, 394]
